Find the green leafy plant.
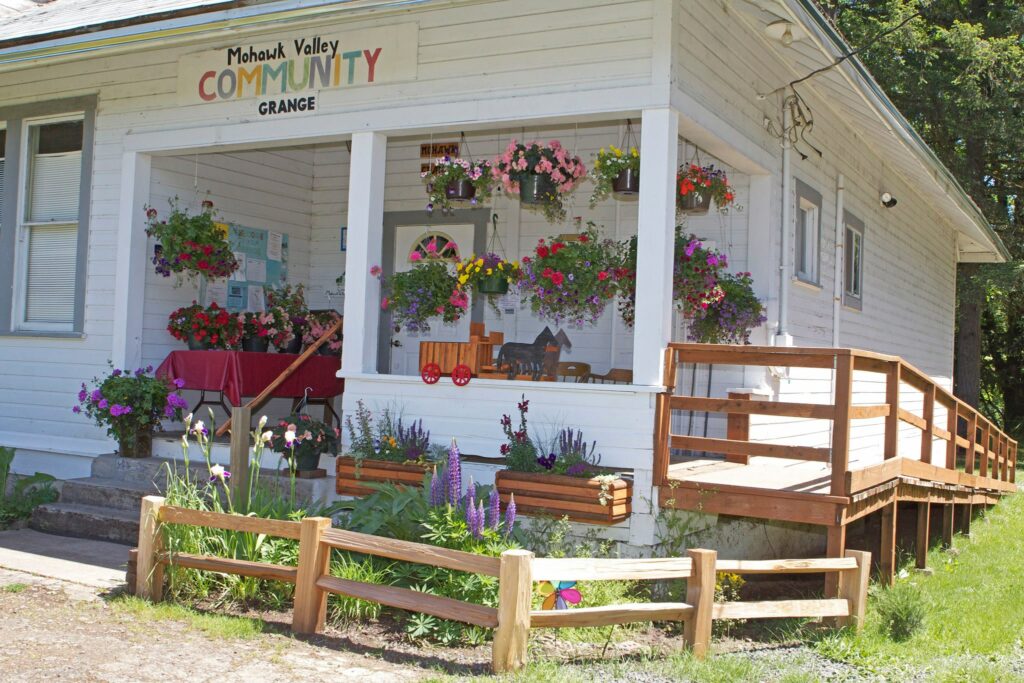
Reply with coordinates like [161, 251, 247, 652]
[499, 396, 604, 478]
[145, 198, 238, 282]
[343, 400, 438, 468]
[0, 447, 57, 528]
[265, 284, 309, 348]
[875, 580, 926, 642]
[374, 257, 466, 334]
[167, 302, 243, 349]
[266, 413, 340, 471]
[421, 156, 494, 214]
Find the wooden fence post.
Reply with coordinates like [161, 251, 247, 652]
[228, 406, 252, 514]
[683, 548, 717, 658]
[945, 402, 957, 470]
[831, 354, 854, 496]
[492, 549, 534, 673]
[921, 385, 935, 464]
[883, 361, 901, 460]
[135, 495, 166, 601]
[292, 516, 332, 634]
[837, 549, 871, 631]
[726, 392, 751, 465]
[966, 412, 978, 474]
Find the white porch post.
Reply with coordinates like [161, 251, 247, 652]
[341, 132, 387, 375]
[111, 151, 151, 370]
[631, 107, 679, 387]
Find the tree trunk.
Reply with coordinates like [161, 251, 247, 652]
[954, 262, 982, 407]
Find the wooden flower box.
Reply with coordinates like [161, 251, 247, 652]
[335, 457, 430, 496]
[494, 470, 632, 525]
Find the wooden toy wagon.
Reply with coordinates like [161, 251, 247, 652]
[418, 322, 504, 385]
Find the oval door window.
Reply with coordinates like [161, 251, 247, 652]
[409, 231, 460, 262]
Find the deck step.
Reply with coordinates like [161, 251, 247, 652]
[30, 502, 139, 546]
[59, 477, 160, 512]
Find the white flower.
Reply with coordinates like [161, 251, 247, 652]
[284, 430, 296, 444]
[261, 430, 273, 443]
[192, 420, 205, 435]
[258, 415, 268, 429]
[210, 464, 225, 479]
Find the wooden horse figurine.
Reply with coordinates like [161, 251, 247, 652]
[496, 327, 573, 380]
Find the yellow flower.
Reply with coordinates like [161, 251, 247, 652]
[458, 274, 469, 285]
[475, 258, 484, 267]
[456, 262, 463, 272]
[498, 262, 504, 270]
[486, 268, 493, 275]
[631, 147, 639, 157]
[599, 147, 606, 156]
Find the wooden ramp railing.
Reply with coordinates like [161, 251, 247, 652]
[135, 496, 870, 672]
[654, 343, 1018, 496]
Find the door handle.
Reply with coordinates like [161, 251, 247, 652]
[390, 339, 403, 348]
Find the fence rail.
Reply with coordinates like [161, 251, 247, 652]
[135, 496, 871, 672]
[654, 344, 1019, 496]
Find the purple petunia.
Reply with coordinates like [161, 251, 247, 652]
[174, 378, 186, 389]
[71, 405, 81, 414]
[90, 389, 102, 402]
[98, 399, 109, 410]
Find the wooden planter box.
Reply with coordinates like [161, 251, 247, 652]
[335, 457, 430, 496]
[494, 470, 632, 525]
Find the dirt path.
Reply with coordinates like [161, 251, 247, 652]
[0, 568, 424, 683]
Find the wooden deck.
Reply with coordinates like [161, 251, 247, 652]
[653, 344, 1018, 585]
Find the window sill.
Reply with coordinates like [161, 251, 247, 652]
[792, 278, 823, 293]
[0, 330, 85, 340]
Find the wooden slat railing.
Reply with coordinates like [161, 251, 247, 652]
[135, 496, 871, 671]
[654, 343, 1018, 497]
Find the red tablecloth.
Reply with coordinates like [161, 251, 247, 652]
[156, 351, 344, 406]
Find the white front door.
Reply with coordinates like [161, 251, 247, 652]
[389, 224, 475, 375]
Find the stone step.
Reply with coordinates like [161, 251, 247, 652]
[90, 454, 206, 485]
[59, 477, 161, 512]
[30, 502, 140, 546]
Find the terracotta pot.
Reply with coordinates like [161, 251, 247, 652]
[519, 174, 556, 205]
[678, 190, 712, 215]
[494, 470, 632, 525]
[335, 456, 430, 496]
[186, 335, 210, 351]
[611, 168, 640, 196]
[476, 272, 509, 295]
[444, 179, 476, 202]
[241, 336, 270, 353]
[118, 431, 153, 459]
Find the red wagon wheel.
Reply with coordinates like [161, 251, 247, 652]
[451, 364, 472, 386]
[421, 363, 442, 384]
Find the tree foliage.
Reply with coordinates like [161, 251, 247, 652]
[820, 0, 1024, 437]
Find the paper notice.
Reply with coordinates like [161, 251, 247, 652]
[247, 285, 265, 312]
[246, 258, 267, 283]
[206, 280, 228, 307]
[227, 283, 244, 309]
[267, 232, 283, 261]
[230, 252, 247, 281]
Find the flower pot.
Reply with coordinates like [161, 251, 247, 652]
[241, 336, 270, 353]
[678, 190, 712, 216]
[519, 174, 556, 205]
[611, 168, 640, 196]
[317, 344, 338, 356]
[335, 456, 430, 496]
[494, 470, 632, 525]
[186, 335, 210, 351]
[476, 271, 510, 295]
[281, 336, 302, 354]
[291, 450, 322, 472]
[444, 179, 476, 202]
[117, 430, 153, 459]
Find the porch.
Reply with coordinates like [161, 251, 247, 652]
[654, 343, 1017, 584]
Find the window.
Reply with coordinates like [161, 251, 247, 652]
[794, 179, 821, 285]
[0, 127, 6, 231]
[843, 211, 865, 309]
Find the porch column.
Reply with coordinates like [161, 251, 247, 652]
[632, 107, 679, 387]
[341, 132, 388, 375]
[111, 151, 151, 370]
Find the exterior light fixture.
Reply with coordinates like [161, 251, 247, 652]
[766, 20, 799, 46]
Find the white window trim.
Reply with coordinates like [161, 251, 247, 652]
[12, 112, 84, 333]
[843, 211, 865, 310]
[794, 179, 822, 287]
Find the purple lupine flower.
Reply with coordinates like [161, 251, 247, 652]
[464, 476, 475, 511]
[446, 439, 462, 507]
[429, 470, 443, 507]
[474, 500, 486, 539]
[464, 498, 477, 533]
[504, 493, 516, 536]
[488, 488, 500, 530]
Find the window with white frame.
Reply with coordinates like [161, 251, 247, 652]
[12, 114, 85, 331]
[844, 211, 865, 309]
[794, 179, 821, 285]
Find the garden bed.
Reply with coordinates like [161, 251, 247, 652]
[494, 470, 632, 525]
[335, 457, 430, 496]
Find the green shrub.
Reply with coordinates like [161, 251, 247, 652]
[875, 581, 926, 642]
[0, 447, 57, 528]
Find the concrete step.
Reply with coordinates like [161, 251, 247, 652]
[90, 454, 205, 485]
[30, 502, 139, 546]
[59, 477, 161, 512]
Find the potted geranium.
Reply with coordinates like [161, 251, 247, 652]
[688, 271, 766, 344]
[145, 199, 238, 283]
[303, 310, 343, 355]
[493, 396, 632, 524]
[617, 228, 727, 327]
[677, 164, 736, 215]
[265, 284, 308, 353]
[167, 301, 243, 350]
[491, 140, 586, 222]
[517, 226, 623, 327]
[335, 401, 439, 495]
[74, 365, 189, 458]
[374, 254, 467, 334]
[422, 156, 494, 214]
[267, 413, 339, 474]
[238, 310, 278, 352]
[590, 145, 640, 204]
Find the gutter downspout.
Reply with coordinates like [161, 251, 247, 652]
[832, 173, 845, 347]
[776, 100, 793, 345]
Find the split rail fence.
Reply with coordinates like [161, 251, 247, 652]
[135, 495, 870, 672]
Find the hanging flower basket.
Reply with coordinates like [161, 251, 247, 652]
[678, 190, 712, 215]
[477, 271, 510, 295]
[590, 145, 640, 204]
[375, 257, 467, 334]
[492, 140, 586, 222]
[144, 199, 239, 284]
[611, 168, 640, 196]
[676, 163, 735, 216]
[445, 179, 476, 202]
[422, 156, 493, 214]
